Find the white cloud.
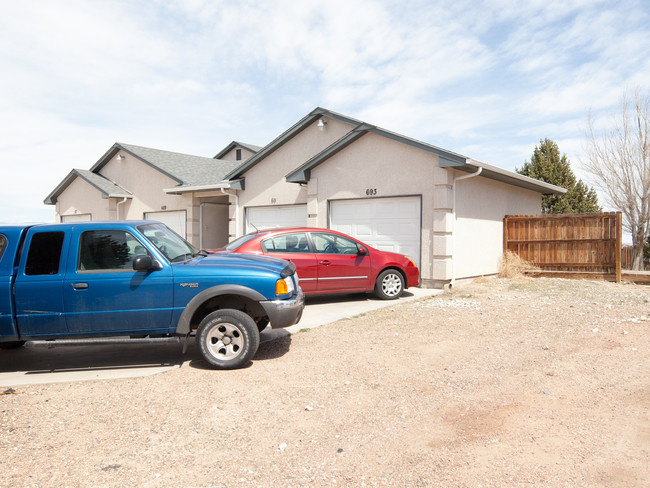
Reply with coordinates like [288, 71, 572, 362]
[1, 0, 650, 222]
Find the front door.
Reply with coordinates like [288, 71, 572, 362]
[310, 232, 372, 293]
[63, 229, 173, 333]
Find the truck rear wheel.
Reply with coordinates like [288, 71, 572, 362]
[196, 309, 260, 369]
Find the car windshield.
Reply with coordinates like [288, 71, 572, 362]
[224, 233, 260, 251]
[138, 223, 201, 263]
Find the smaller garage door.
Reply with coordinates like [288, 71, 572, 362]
[245, 205, 307, 233]
[144, 210, 187, 238]
[61, 214, 92, 223]
[330, 197, 421, 266]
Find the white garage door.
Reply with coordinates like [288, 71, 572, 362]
[246, 205, 307, 233]
[330, 197, 421, 266]
[144, 210, 187, 238]
[61, 213, 92, 223]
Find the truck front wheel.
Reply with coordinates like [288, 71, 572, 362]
[196, 309, 260, 369]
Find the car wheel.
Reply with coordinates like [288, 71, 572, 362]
[0, 341, 26, 350]
[196, 309, 260, 369]
[375, 269, 404, 300]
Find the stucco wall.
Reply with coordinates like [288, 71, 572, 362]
[309, 132, 442, 283]
[233, 116, 353, 237]
[56, 177, 114, 221]
[454, 175, 542, 278]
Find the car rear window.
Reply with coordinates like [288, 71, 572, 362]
[262, 233, 309, 253]
[224, 233, 260, 251]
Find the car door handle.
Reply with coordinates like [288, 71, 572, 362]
[71, 282, 89, 290]
[319, 260, 331, 266]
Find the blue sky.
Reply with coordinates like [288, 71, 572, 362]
[1, 0, 649, 222]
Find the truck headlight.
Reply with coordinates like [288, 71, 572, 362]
[276, 276, 295, 295]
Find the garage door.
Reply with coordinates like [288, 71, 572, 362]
[330, 197, 421, 266]
[144, 210, 187, 238]
[61, 213, 92, 223]
[245, 205, 307, 232]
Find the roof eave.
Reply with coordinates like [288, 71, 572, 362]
[164, 178, 245, 194]
[455, 159, 568, 195]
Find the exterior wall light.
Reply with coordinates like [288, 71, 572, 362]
[116, 154, 125, 161]
[317, 118, 327, 131]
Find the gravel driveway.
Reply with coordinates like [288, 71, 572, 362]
[1, 277, 648, 487]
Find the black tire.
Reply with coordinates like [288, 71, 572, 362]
[196, 309, 260, 369]
[0, 341, 26, 350]
[255, 317, 270, 333]
[374, 269, 405, 300]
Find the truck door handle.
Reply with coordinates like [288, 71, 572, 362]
[319, 260, 331, 266]
[71, 282, 89, 290]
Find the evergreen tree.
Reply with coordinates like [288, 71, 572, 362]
[517, 138, 601, 214]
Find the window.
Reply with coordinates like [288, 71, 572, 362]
[78, 230, 145, 271]
[0, 234, 6, 260]
[138, 223, 198, 263]
[25, 232, 65, 275]
[236, 149, 242, 161]
[262, 233, 309, 253]
[311, 232, 360, 255]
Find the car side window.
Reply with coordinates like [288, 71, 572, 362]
[311, 232, 360, 255]
[78, 230, 145, 272]
[25, 232, 65, 275]
[261, 233, 309, 253]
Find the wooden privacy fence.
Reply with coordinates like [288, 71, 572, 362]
[503, 213, 622, 282]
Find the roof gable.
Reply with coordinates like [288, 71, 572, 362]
[223, 107, 361, 181]
[283, 114, 565, 196]
[44, 169, 132, 205]
[213, 141, 262, 160]
[93, 143, 243, 187]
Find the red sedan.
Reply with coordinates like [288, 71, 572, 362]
[218, 228, 419, 299]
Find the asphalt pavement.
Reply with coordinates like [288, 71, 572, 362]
[0, 287, 440, 387]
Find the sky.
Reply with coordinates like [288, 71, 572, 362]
[1, 0, 650, 223]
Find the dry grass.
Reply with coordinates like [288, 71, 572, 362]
[498, 250, 540, 278]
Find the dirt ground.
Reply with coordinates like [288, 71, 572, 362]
[1, 277, 649, 488]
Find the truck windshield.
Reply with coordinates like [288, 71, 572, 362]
[138, 223, 201, 263]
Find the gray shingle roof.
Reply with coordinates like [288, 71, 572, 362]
[111, 143, 243, 187]
[44, 169, 132, 205]
[75, 169, 132, 197]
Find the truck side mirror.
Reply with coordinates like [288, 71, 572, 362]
[133, 255, 162, 272]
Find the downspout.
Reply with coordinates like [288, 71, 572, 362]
[450, 166, 482, 288]
[220, 188, 240, 239]
[116, 197, 128, 220]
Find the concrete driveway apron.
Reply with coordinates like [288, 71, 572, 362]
[0, 287, 441, 387]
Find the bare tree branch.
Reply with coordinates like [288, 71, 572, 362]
[584, 88, 650, 270]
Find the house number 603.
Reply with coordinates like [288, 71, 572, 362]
[365, 188, 377, 196]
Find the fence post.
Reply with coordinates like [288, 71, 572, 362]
[503, 215, 509, 256]
[616, 212, 622, 283]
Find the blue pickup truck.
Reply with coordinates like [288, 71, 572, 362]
[0, 221, 304, 369]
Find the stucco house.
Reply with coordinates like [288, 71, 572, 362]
[45, 107, 565, 287]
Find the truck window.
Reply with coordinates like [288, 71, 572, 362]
[0, 234, 6, 260]
[78, 230, 145, 271]
[25, 232, 65, 275]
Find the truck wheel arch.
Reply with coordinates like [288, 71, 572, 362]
[175, 285, 267, 336]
